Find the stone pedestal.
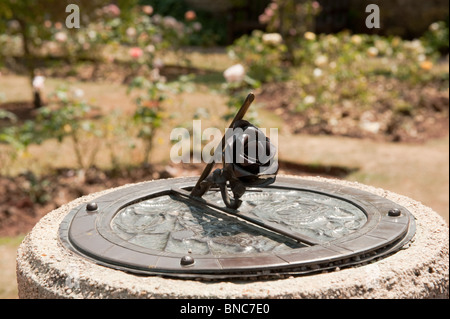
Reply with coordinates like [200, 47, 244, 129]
[16, 176, 449, 299]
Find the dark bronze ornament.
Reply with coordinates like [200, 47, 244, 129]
[190, 94, 278, 209]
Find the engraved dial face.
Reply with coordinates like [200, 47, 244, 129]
[111, 189, 367, 256]
[61, 177, 414, 279]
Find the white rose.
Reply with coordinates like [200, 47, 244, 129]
[55, 32, 67, 42]
[351, 35, 362, 45]
[73, 88, 84, 99]
[304, 32, 316, 41]
[262, 33, 282, 45]
[417, 54, 426, 62]
[429, 22, 440, 31]
[126, 27, 136, 37]
[313, 68, 323, 77]
[32, 76, 45, 90]
[88, 30, 97, 40]
[145, 44, 155, 53]
[367, 47, 379, 57]
[314, 55, 328, 66]
[304, 95, 316, 105]
[223, 64, 246, 83]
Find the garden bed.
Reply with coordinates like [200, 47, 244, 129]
[259, 79, 449, 143]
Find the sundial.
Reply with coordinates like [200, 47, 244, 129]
[59, 94, 416, 280]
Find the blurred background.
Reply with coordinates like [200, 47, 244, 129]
[0, 0, 448, 298]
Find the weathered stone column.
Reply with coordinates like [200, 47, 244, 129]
[17, 177, 449, 299]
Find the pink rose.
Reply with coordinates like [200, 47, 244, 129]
[265, 8, 274, 17]
[193, 22, 202, 31]
[129, 47, 143, 59]
[142, 5, 153, 15]
[259, 14, 269, 24]
[104, 4, 121, 17]
[185, 10, 196, 21]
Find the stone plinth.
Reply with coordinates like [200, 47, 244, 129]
[16, 176, 449, 299]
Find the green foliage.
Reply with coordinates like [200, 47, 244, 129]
[294, 30, 443, 86]
[0, 0, 116, 60]
[0, 115, 42, 175]
[22, 172, 52, 205]
[259, 0, 321, 61]
[128, 74, 194, 165]
[0, 86, 102, 171]
[227, 19, 448, 122]
[0, 0, 131, 107]
[421, 21, 449, 55]
[228, 30, 287, 83]
[289, 30, 447, 113]
[139, 0, 227, 46]
[0, 109, 17, 123]
[0, 3, 201, 172]
[0, 1, 196, 106]
[38, 86, 103, 169]
[0, 119, 38, 151]
[37, 88, 94, 141]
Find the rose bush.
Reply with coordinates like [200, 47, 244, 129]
[227, 30, 287, 83]
[0, 2, 202, 172]
[228, 20, 448, 115]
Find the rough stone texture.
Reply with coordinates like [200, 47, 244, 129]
[16, 176, 449, 299]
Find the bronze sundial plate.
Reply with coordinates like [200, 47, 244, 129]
[59, 177, 415, 280]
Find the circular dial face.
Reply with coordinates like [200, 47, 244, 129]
[60, 177, 415, 279]
[111, 189, 367, 256]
